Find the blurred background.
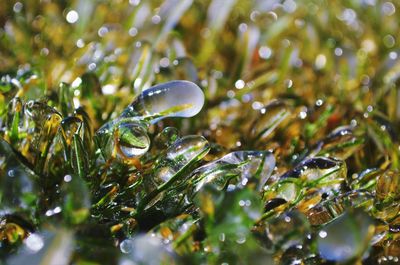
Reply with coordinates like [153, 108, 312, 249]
[1, 0, 400, 176]
[1, 0, 399, 140]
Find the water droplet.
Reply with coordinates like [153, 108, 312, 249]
[152, 15, 161, 24]
[319, 230, 327, 238]
[264, 211, 310, 250]
[154, 135, 210, 184]
[389, 51, 398, 60]
[88, 63, 96, 71]
[24, 233, 44, 253]
[126, 80, 204, 123]
[258, 46, 272, 59]
[66, 10, 79, 24]
[116, 122, 150, 158]
[317, 211, 374, 262]
[166, 135, 209, 163]
[76, 39, 85, 48]
[280, 157, 347, 191]
[125, 234, 176, 264]
[376, 170, 399, 201]
[8, 169, 15, 177]
[128, 27, 138, 37]
[98, 26, 109, 37]
[382, 2, 395, 16]
[299, 111, 307, 119]
[250, 100, 290, 141]
[311, 126, 364, 159]
[334, 47, 343, 56]
[120, 239, 133, 254]
[235, 79, 245, 89]
[192, 151, 275, 193]
[236, 233, 247, 244]
[383, 34, 395, 48]
[238, 23, 248, 32]
[315, 54, 327, 69]
[154, 127, 180, 149]
[13, 2, 23, 13]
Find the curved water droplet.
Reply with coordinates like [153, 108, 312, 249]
[124, 80, 204, 123]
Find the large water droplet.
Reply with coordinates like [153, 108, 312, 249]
[263, 210, 310, 251]
[126, 80, 204, 123]
[317, 210, 374, 262]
